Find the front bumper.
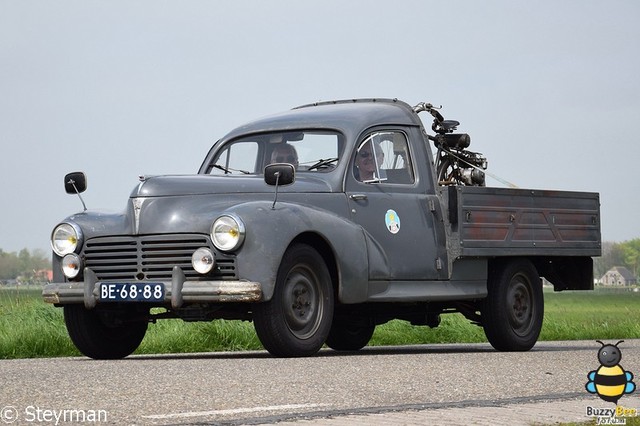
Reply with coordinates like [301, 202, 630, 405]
[42, 266, 262, 309]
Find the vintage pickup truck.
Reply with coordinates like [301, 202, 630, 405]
[43, 98, 601, 359]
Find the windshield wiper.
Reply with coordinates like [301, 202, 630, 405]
[211, 164, 251, 175]
[306, 158, 338, 171]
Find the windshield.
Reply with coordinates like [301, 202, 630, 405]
[205, 131, 344, 175]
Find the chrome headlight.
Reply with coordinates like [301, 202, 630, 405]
[192, 247, 215, 274]
[51, 222, 83, 257]
[62, 254, 81, 279]
[211, 214, 245, 252]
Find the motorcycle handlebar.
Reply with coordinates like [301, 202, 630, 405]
[413, 102, 444, 123]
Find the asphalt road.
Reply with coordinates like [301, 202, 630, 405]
[1, 340, 639, 425]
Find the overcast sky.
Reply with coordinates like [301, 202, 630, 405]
[1, 1, 639, 253]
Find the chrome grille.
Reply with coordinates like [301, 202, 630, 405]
[82, 235, 237, 281]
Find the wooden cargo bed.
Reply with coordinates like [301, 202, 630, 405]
[447, 186, 601, 257]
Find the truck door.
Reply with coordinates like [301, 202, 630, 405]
[345, 129, 446, 281]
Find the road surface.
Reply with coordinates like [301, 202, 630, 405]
[1, 340, 639, 425]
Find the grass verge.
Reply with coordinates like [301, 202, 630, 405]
[1, 287, 640, 359]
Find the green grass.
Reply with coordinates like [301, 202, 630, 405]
[138, 317, 263, 354]
[1, 287, 640, 359]
[540, 289, 640, 341]
[0, 287, 79, 358]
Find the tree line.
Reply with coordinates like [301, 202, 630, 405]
[0, 248, 50, 283]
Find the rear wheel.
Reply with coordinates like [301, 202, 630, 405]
[253, 244, 334, 357]
[482, 259, 543, 351]
[326, 317, 375, 351]
[64, 305, 148, 359]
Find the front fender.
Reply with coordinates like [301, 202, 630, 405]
[227, 201, 387, 303]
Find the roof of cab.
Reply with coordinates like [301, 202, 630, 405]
[220, 98, 423, 141]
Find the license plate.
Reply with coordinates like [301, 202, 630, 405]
[100, 283, 165, 302]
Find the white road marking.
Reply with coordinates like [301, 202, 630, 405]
[142, 403, 331, 420]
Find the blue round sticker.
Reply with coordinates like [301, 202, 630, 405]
[385, 209, 400, 234]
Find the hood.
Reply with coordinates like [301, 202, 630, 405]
[62, 174, 336, 240]
[131, 174, 333, 198]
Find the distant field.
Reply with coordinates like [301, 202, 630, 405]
[1, 286, 639, 359]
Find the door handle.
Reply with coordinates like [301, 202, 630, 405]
[349, 194, 368, 201]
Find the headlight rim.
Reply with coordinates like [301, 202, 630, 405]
[51, 222, 83, 257]
[211, 214, 246, 252]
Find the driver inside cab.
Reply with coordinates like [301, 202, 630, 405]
[270, 143, 299, 169]
[355, 140, 384, 182]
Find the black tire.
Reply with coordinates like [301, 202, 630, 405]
[482, 259, 543, 351]
[326, 317, 375, 351]
[253, 244, 334, 357]
[437, 157, 457, 185]
[64, 305, 148, 359]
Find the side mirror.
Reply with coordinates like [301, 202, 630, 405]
[64, 172, 87, 194]
[264, 164, 295, 186]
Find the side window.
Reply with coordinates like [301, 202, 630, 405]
[210, 141, 259, 175]
[355, 131, 414, 184]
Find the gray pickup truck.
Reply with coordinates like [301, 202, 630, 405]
[43, 98, 601, 359]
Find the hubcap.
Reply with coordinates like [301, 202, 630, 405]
[507, 275, 533, 336]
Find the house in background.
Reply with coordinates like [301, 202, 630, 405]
[600, 266, 638, 286]
[35, 269, 53, 281]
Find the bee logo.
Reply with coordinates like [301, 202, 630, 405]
[585, 340, 636, 404]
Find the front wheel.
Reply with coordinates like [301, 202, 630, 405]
[64, 305, 148, 359]
[482, 259, 543, 351]
[253, 244, 334, 357]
